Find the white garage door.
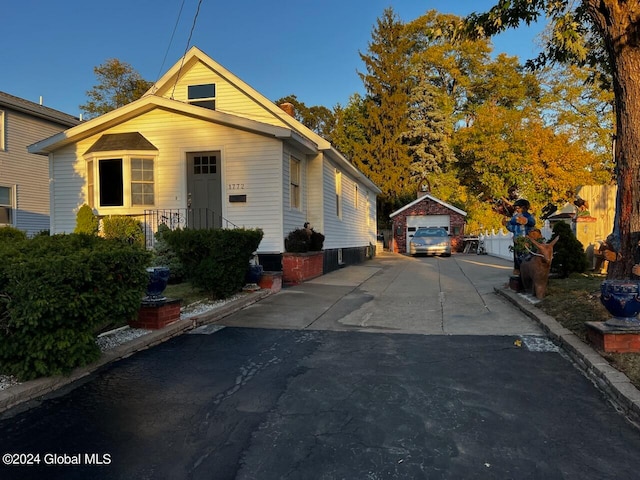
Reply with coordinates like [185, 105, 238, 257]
[406, 215, 450, 252]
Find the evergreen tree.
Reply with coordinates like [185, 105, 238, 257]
[357, 8, 414, 202]
[403, 67, 455, 181]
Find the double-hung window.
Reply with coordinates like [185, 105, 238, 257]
[290, 157, 301, 210]
[86, 156, 155, 208]
[335, 170, 342, 219]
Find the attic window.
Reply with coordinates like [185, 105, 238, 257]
[188, 84, 216, 110]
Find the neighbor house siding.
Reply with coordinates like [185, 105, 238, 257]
[1, 109, 75, 235]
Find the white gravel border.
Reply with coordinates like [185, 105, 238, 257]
[0, 294, 243, 391]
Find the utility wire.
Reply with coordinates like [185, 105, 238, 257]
[171, 0, 204, 100]
[155, 0, 188, 86]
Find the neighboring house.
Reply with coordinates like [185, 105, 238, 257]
[390, 192, 467, 254]
[28, 46, 380, 271]
[0, 92, 80, 236]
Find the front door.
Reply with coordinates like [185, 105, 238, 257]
[186, 151, 222, 229]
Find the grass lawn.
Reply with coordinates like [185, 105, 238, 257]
[538, 273, 640, 390]
[164, 282, 211, 306]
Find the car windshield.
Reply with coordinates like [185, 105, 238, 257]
[414, 229, 447, 238]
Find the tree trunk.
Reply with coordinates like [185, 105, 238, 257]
[587, 1, 640, 279]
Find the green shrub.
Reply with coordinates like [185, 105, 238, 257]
[551, 221, 589, 278]
[284, 228, 325, 252]
[0, 234, 151, 380]
[285, 228, 310, 252]
[309, 231, 325, 251]
[0, 226, 27, 242]
[102, 215, 145, 246]
[152, 224, 186, 283]
[162, 228, 263, 298]
[74, 204, 99, 235]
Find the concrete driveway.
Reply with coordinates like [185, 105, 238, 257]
[221, 252, 542, 335]
[1, 252, 639, 480]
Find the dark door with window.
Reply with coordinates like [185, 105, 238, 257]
[186, 151, 222, 229]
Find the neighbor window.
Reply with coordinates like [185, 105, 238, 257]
[88, 156, 155, 208]
[188, 84, 216, 110]
[335, 170, 342, 218]
[0, 110, 5, 151]
[0, 186, 12, 225]
[290, 157, 301, 210]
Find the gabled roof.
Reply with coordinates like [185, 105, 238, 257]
[0, 91, 80, 127]
[86, 132, 157, 153]
[28, 95, 304, 154]
[389, 193, 467, 218]
[147, 46, 381, 194]
[147, 46, 333, 151]
[27, 46, 381, 195]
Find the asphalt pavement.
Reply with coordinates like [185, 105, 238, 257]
[1, 251, 639, 480]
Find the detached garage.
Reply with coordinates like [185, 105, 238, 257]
[390, 193, 467, 254]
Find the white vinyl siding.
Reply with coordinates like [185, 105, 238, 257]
[321, 159, 375, 249]
[53, 108, 284, 252]
[282, 147, 307, 240]
[154, 62, 284, 127]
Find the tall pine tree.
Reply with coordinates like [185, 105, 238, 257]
[357, 8, 414, 219]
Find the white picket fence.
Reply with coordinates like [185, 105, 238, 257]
[478, 220, 554, 261]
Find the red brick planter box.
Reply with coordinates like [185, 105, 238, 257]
[586, 321, 640, 353]
[131, 298, 181, 330]
[282, 251, 324, 285]
[258, 271, 283, 292]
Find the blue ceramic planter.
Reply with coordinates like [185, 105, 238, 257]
[600, 280, 640, 328]
[145, 267, 171, 301]
[246, 264, 264, 284]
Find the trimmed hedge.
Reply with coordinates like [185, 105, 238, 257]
[102, 215, 145, 246]
[284, 228, 325, 252]
[0, 234, 151, 380]
[161, 228, 263, 299]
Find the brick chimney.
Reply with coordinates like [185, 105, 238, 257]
[279, 102, 295, 117]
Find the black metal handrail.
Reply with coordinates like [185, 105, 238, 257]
[143, 208, 238, 248]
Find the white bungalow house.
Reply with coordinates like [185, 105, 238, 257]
[28, 46, 380, 272]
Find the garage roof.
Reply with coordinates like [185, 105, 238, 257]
[389, 193, 467, 218]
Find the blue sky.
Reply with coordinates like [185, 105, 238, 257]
[2, 0, 545, 117]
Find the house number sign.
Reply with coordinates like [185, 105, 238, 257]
[228, 184, 245, 190]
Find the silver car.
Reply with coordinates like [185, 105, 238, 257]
[409, 227, 452, 256]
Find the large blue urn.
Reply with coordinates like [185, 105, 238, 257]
[600, 279, 640, 328]
[145, 267, 171, 301]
